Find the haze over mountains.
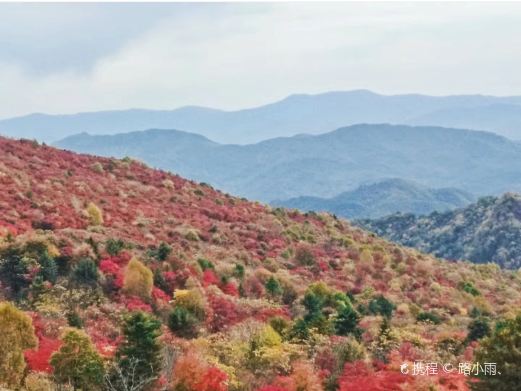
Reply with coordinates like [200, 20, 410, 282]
[55, 124, 521, 203]
[274, 178, 475, 219]
[3, 90, 521, 143]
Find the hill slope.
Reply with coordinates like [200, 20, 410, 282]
[0, 136, 521, 390]
[55, 124, 521, 201]
[4, 90, 521, 143]
[359, 193, 521, 269]
[274, 179, 475, 219]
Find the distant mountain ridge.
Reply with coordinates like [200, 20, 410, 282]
[274, 178, 475, 219]
[4, 90, 521, 143]
[358, 193, 521, 269]
[55, 124, 521, 202]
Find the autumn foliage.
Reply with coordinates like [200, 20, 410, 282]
[0, 302, 38, 388]
[0, 137, 519, 390]
[172, 350, 229, 391]
[123, 257, 153, 299]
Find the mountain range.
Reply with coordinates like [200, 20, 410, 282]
[3, 90, 521, 143]
[274, 178, 475, 219]
[1, 136, 519, 390]
[358, 193, 521, 269]
[55, 124, 521, 202]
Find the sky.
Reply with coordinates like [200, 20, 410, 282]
[1, 2, 521, 119]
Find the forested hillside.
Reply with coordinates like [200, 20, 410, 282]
[359, 194, 521, 269]
[0, 137, 520, 390]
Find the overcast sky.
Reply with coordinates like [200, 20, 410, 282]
[2, 2, 521, 119]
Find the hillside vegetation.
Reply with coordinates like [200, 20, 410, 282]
[274, 179, 474, 219]
[0, 137, 520, 390]
[359, 193, 521, 269]
[55, 124, 521, 201]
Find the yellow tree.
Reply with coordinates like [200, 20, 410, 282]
[0, 301, 38, 388]
[86, 202, 104, 226]
[123, 257, 153, 299]
[359, 249, 374, 266]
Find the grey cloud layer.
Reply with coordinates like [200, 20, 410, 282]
[1, 3, 521, 118]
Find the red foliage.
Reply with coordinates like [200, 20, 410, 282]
[100, 259, 121, 275]
[242, 275, 265, 298]
[315, 337, 349, 375]
[253, 307, 290, 322]
[24, 313, 64, 372]
[195, 367, 229, 391]
[208, 295, 244, 332]
[431, 372, 470, 390]
[94, 339, 120, 358]
[244, 238, 258, 250]
[317, 260, 329, 272]
[83, 315, 122, 358]
[24, 336, 62, 373]
[0, 221, 17, 237]
[121, 295, 153, 313]
[173, 350, 228, 391]
[163, 271, 176, 282]
[113, 272, 124, 289]
[268, 238, 286, 250]
[396, 342, 422, 362]
[202, 269, 220, 287]
[99, 258, 125, 291]
[0, 137, 265, 246]
[115, 252, 131, 264]
[260, 361, 322, 391]
[463, 343, 476, 361]
[221, 281, 239, 297]
[153, 269, 184, 293]
[152, 286, 171, 302]
[338, 361, 410, 391]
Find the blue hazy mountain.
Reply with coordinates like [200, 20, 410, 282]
[4, 90, 521, 143]
[54, 124, 521, 202]
[408, 103, 521, 140]
[273, 178, 475, 219]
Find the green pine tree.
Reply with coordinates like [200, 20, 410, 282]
[265, 276, 283, 298]
[38, 252, 58, 284]
[72, 258, 99, 286]
[115, 312, 163, 386]
[334, 304, 360, 337]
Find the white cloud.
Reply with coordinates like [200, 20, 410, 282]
[1, 2, 521, 118]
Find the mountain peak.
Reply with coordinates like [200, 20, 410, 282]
[275, 178, 474, 220]
[3, 90, 521, 143]
[55, 123, 521, 202]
